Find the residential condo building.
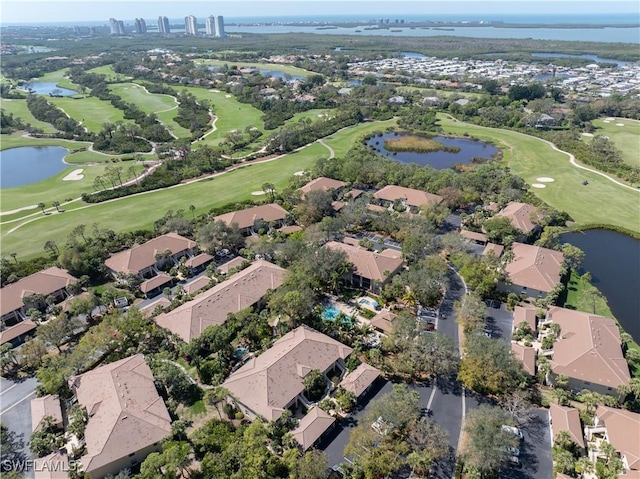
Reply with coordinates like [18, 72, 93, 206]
[158, 15, 170, 34]
[134, 18, 147, 34]
[205, 15, 216, 35]
[215, 15, 225, 37]
[184, 15, 198, 35]
[109, 18, 125, 35]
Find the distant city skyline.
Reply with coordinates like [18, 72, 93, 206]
[1, 1, 638, 25]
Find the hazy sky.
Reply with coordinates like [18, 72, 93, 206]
[1, 0, 638, 24]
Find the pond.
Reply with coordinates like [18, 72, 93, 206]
[560, 229, 640, 342]
[22, 82, 78, 96]
[366, 132, 499, 169]
[0, 146, 69, 188]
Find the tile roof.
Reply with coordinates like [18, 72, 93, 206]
[514, 305, 537, 332]
[460, 229, 488, 243]
[496, 202, 542, 234]
[339, 363, 381, 397]
[370, 310, 397, 334]
[550, 404, 585, 449]
[373, 185, 443, 209]
[68, 354, 171, 476]
[104, 233, 196, 275]
[299, 177, 348, 198]
[505, 243, 564, 293]
[290, 406, 336, 450]
[30, 394, 63, 432]
[0, 267, 76, 317]
[0, 319, 37, 345]
[154, 260, 286, 342]
[139, 273, 172, 294]
[217, 257, 248, 274]
[34, 450, 70, 479]
[482, 243, 504, 257]
[511, 343, 536, 376]
[325, 241, 403, 283]
[223, 325, 352, 421]
[212, 203, 288, 230]
[183, 276, 211, 295]
[595, 406, 640, 470]
[139, 297, 171, 317]
[184, 253, 214, 269]
[549, 307, 630, 389]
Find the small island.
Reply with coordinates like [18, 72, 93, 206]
[384, 134, 461, 154]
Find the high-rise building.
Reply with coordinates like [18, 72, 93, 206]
[205, 15, 216, 36]
[158, 16, 170, 34]
[184, 15, 198, 35]
[117, 20, 125, 34]
[109, 18, 120, 35]
[214, 16, 225, 37]
[134, 18, 147, 34]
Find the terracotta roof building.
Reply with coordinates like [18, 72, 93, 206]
[290, 406, 336, 451]
[154, 260, 286, 342]
[460, 229, 488, 244]
[549, 404, 585, 450]
[496, 202, 543, 235]
[68, 354, 171, 479]
[0, 267, 77, 344]
[482, 243, 504, 258]
[373, 185, 443, 213]
[370, 310, 397, 335]
[30, 394, 63, 432]
[501, 243, 564, 297]
[105, 233, 196, 277]
[212, 203, 288, 234]
[546, 307, 630, 395]
[223, 325, 353, 421]
[339, 363, 381, 397]
[34, 450, 70, 479]
[325, 241, 403, 292]
[299, 177, 348, 199]
[586, 406, 640, 473]
[511, 343, 536, 376]
[514, 305, 538, 333]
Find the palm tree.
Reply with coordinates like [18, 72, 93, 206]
[52, 201, 61, 213]
[262, 182, 275, 202]
[9, 252, 17, 263]
[43, 240, 59, 257]
[37, 202, 46, 215]
[189, 204, 196, 219]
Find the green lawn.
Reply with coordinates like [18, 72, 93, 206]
[588, 118, 640, 168]
[0, 134, 91, 151]
[193, 59, 312, 77]
[109, 82, 190, 138]
[180, 86, 265, 146]
[1, 159, 145, 213]
[86, 65, 132, 82]
[436, 114, 640, 234]
[47, 96, 133, 133]
[1, 142, 328, 258]
[0, 99, 58, 133]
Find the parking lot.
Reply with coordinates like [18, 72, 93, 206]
[484, 301, 514, 343]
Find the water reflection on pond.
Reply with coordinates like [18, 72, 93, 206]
[0, 146, 69, 188]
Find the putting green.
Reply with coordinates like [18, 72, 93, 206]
[437, 114, 640, 234]
[589, 118, 640, 168]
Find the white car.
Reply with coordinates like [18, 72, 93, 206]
[501, 425, 524, 439]
[502, 446, 520, 456]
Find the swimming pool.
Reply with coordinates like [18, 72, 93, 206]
[321, 305, 341, 321]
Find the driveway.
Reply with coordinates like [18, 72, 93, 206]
[499, 408, 553, 479]
[1, 376, 38, 479]
[484, 301, 514, 343]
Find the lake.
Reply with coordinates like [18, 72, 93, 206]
[366, 133, 499, 169]
[0, 146, 69, 188]
[22, 82, 77, 96]
[531, 52, 628, 68]
[561, 229, 640, 342]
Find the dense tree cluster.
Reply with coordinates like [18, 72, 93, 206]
[26, 94, 83, 135]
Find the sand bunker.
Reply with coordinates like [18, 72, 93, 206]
[63, 168, 84, 181]
[536, 177, 555, 183]
[225, 94, 232, 98]
[581, 133, 594, 137]
[293, 170, 306, 176]
[251, 190, 266, 196]
[606, 117, 615, 121]
[616, 123, 624, 126]
[531, 183, 546, 189]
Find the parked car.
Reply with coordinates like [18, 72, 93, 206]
[486, 316, 496, 323]
[425, 322, 436, 331]
[501, 425, 523, 439]
[502, 446, 520, 456]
